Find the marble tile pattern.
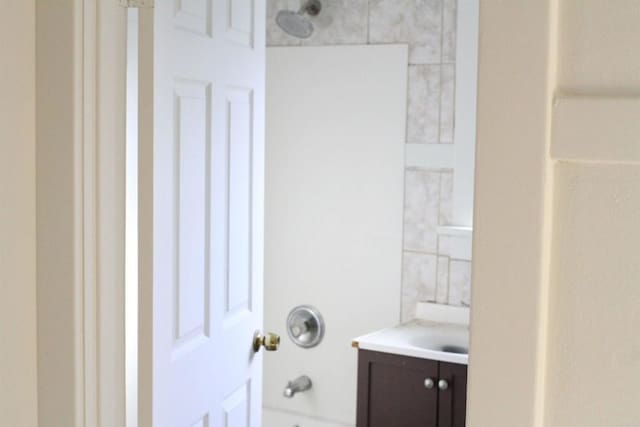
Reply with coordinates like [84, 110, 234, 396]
[435, 255, 450, 304]
[439, 64, 456, 143]
[442, 0, 457, 63]
[401, 252, 437, 321]
[267, 0, 304, 46]
[449, 260, 471, 306]
[438, 234, 472, 261]
[369, 0, 443, 64]
[301, 0, 369, 46]
[266, 0, 469, 315]
[401, 168, 471, 312]
[267, 0, 457, 144]
[403, 168, 441, 253]
[267, 0, 368, 46]
[407, 65, 441, 144]
[438, 169, 453, 225]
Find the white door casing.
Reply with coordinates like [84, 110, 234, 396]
[139, 1, 266, 426]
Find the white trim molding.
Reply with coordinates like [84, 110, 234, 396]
[468, 0, 557, 425]
[552, 95, 640, 163]
[120, 0, 154, 8]
[82, 1, 127, 426]
[405, 143, 455, 169]
[452, 0, 479, 228]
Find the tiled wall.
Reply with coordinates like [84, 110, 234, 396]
[267, 0, 471, 320]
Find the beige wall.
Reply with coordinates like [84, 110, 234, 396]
[545, 1, 640, 425]
[0, 1, 38, 425]
[36, 0, 83, 425]
[470, 0, 640, 426]
[546, 164, 640, 426]
[468, 1, 555, 424]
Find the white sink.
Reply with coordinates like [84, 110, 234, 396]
[352, 304, 470, 364]
[408, 326, 469, 354]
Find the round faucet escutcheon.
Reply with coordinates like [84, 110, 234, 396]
[286, 305, 325, 348]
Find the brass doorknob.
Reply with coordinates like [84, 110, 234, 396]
[253, 331, 280, 352]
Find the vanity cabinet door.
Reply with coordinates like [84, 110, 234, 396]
[437, 361, 468, 427]
[357, 350, 439, 427]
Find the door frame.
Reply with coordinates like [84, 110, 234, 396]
[35, 0, 127, 425]
[81, 0, 127, 425]
[467, 1, 556, 426]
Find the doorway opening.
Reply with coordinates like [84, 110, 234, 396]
[124, 2, 478, 425]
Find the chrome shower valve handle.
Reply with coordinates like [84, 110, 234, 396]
[286, 305, 325, 348]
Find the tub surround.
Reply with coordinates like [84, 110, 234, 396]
[352, 303, 469, 365]
[264, 408, 353, 427]
[266, 0, 471, 320]
[264, 45, 407, 427]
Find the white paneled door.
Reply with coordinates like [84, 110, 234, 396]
[139, 1, 266, 426]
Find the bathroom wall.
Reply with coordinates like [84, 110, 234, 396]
[267, 0, 471, 320]
[545, 1, 640, 425]
[469, 1, 640, 425]
[265, 44, 407, 426]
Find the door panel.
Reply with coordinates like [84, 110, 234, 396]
[173, 80, 210, 354]
[357, 350, 439, 427]
[139, 1, 265, 426]
[437, 362, 468, 427]
[226, 88, 254, 317]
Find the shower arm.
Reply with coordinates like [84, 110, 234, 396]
[298, 0, 321, 16]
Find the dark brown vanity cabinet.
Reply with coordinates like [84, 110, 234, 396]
[356, 350, 467, 427]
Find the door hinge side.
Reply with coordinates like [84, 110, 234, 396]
[119, 0, 154, 8]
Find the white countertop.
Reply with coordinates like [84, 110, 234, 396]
[352, 303, 470, 365]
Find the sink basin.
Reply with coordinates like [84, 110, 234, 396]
[408, 328, 469, 354]
[353, 303, 470, 364]
[440, 345, 468, 354]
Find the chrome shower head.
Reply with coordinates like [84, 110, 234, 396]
[276, 10, 314, 38]
[276, 0, 322, 39]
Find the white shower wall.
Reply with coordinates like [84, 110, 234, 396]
[264, 408, 352, 427]
[264, 45, 407, 426]
[267, 0, 471, 321]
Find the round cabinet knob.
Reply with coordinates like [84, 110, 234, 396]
[424, 378, 435, 389]
[438, 379, 449, 391]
